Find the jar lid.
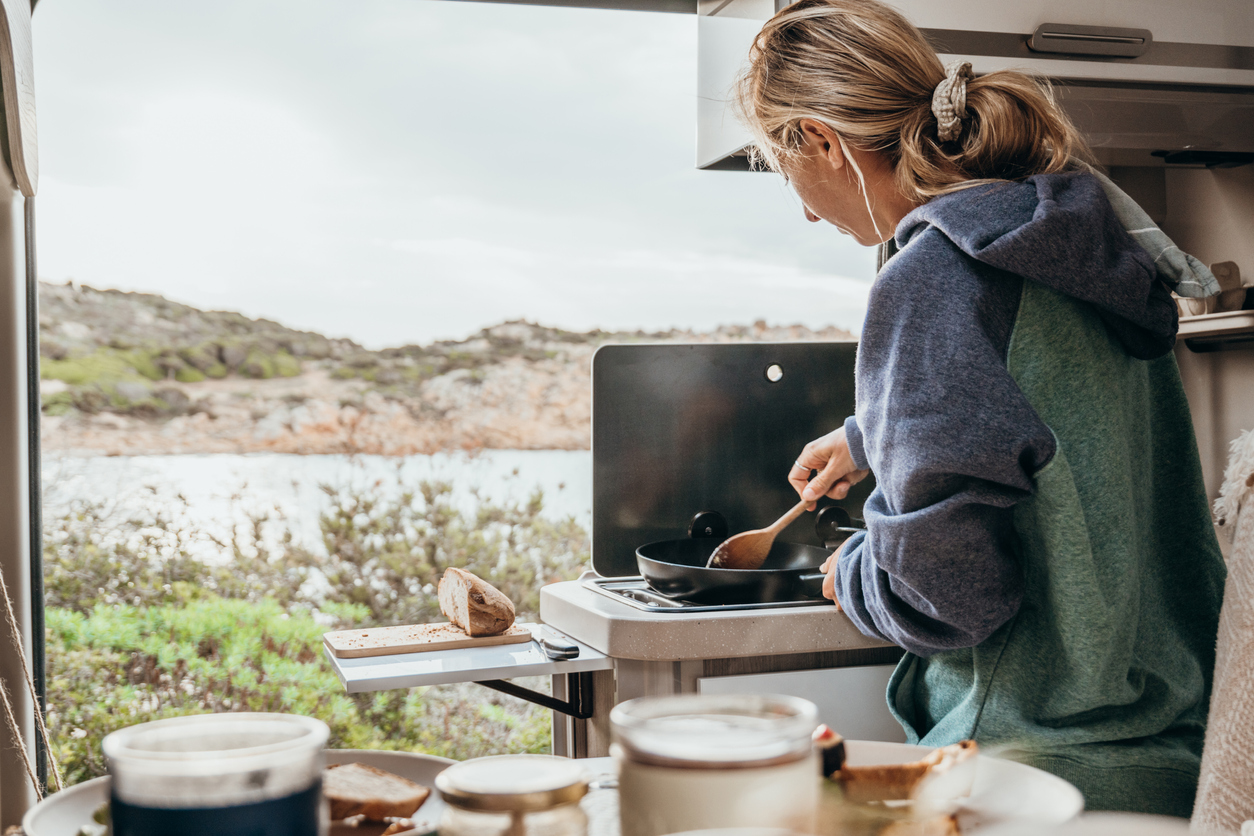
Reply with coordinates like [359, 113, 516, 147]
[436, 755, 588, 813]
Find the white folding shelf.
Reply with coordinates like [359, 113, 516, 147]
[324, 626, 611, 695]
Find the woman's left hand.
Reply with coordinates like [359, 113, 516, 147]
[819, 551, 843, 610]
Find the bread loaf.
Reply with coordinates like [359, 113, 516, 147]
[438, 567, 515, 636]
[324, 762, 431, 821]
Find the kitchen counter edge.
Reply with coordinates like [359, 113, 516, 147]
[540, 580, 894, 662]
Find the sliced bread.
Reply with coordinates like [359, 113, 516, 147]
[838, 740, 978, 803]
[324, 762, 431, 821]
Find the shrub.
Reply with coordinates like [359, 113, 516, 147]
[42, 391, 74, 416]
[313, 475, 588, 625]
[125, 350, 164, 382]
[274, 351, 301, 378]
[242, 350, 276, 379]
[42, 351, 137, 387]
[46, 598, 552, 785]
[179, 343, 220, 372]
[71, 389, 109, 414]
[43, 473, 589, 784]
[175, 366, 206, 383]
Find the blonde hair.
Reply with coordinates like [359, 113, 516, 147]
[736, 0, 1092, 204]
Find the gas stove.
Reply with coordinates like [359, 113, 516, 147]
[590, 343, 872, 584]
[584, 576, 829, 613]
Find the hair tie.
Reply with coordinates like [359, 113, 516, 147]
[932, 61, 974, 142]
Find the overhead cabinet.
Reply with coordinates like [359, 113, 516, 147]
[697, 0, 1254, 169]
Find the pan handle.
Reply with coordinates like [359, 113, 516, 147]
[815, 506, 866, 551]
[799, 572, 827, 598]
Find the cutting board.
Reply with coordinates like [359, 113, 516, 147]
[323, 622, 533, 658]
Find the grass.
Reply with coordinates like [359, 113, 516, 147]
[39, 342, 308, 417]
[43, 471, 589, 785]
[42, 351, 145, 387]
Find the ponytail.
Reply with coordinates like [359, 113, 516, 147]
[736, 0, 1092, 203]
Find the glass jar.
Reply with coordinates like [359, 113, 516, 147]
[611, 694, 819, 836]
[436, 754, 589, 836]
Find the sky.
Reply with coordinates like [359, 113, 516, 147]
[31, 0, 875, 348]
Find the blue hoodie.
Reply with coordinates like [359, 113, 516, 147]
[834, 172, 1225, 817]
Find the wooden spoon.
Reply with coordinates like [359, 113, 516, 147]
[706, 498, 811, 570]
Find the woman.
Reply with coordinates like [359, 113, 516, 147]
[738, 0, 1226, 817]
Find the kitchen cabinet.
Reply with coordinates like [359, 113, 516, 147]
[697, 0, 1254, 169]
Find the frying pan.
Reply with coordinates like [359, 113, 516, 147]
[636, 539, 832, 605]
[635, 506, 863, 606]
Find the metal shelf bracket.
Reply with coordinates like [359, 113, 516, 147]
[476, 671, 594, 719]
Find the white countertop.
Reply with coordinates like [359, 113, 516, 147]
[540, 579, 893, 662]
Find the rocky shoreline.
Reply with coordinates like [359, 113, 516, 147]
[39, 282, 855, 456]
[43, 360, 591, 456]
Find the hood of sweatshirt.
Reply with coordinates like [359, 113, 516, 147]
[895, 171, 1177, 359]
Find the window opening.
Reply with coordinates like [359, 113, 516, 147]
[31, 0, 873, 793]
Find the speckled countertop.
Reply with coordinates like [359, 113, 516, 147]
[540, 580, 891, 662]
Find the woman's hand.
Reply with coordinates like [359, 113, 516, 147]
[788, 426, 870, 511]
[818, 551, 842, 609]
[791, 426, 868, 610]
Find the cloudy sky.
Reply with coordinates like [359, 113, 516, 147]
[31, 0, 874, 348]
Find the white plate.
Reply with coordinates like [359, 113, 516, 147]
[580, 743, 1083, 835]
[979, 811, 1191, 836]
[843, 741, 1085, 831]
[22, 775, 110, 836]
[22, 749, 454, 836]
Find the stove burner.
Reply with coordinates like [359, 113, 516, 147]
[585, 577, 829, 613]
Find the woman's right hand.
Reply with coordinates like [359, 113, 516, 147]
[788, 426, 870, 511]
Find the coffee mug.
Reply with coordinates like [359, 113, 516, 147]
[103, 712, 330, 836]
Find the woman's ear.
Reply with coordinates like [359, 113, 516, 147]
[798, 119, 846, 170]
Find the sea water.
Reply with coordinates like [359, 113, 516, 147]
[43, 450, 592, 559]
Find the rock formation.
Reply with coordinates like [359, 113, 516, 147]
[39, 282, 855, 455]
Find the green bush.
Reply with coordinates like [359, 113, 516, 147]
[71, 389, 109, 415]
[42, 351, 137, 387]
[41, 391, 74, 416]
[274, 351, 301, 378]
[44, 476, 589, 785]
[43, 499, 310, 615]
[175, 366, 206, 383]
[314, 476, 588, 625]
[204, 362, 228, 379]
[242, 350, 276, 379]
[179, 343, 220, 373]
[125, 350, 164, 382]
[46, 598, 553, 786]
[108, 393, 165, 415]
